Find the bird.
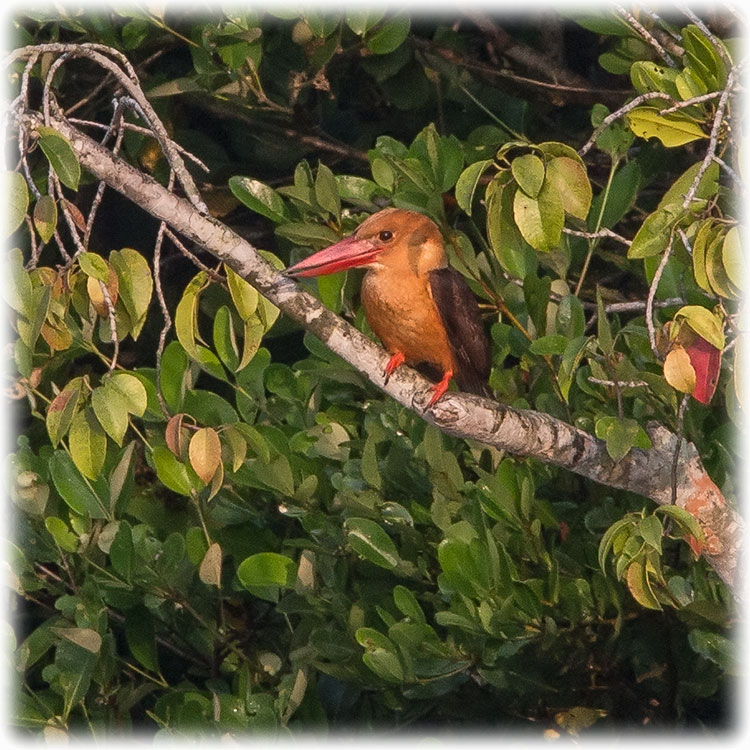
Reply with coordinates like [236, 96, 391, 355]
[285, 208, 492, 406]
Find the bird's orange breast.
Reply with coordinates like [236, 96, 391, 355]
[361, 269, 456, 376]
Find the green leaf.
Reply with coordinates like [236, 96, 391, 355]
[125, 606, 159, 672]
[558, 335, 592, 402]
[152, 445, 200, 496]
[229, 176, 287, 223]
[346, 11, 385, 35]
[688, 630, 733, 671]
[513, 180, 563, 252]
[361, 435, 382, 490]
[366, 16, 410, 54]
[237, 552, 296, 588]
[36, 125, 81, 190]
[362, 649, 405, 683]
[393, 585, 425, 623]
[159, 341, 190, 413]
[345, 518, 400, 570]
[511, 153, 545, 198]
[595, 416, 644, 462]
[529, 334, 569, 356]
[545, 156, 592, 220]
[33, 195, 57, 243]
[49, 450, 107, 519]
[91, 381, 129, 446]
[627, 208, 678, 259]
[213, 305, 239, 371]
[655, 505, 704, 544]
[108, 372, 148, 416]
[638, 515, 664, 552]
[77, 252, 110, 282]
[7, 171, 29, 236]
[275, 222, 340, 247]
[68, 407, 107, 480]
[110, 520, 134, 581]
[659, 162, 719, 212]
[590, 102, 634, 158]
[44, 517, 78, 553]
[626, 107, 707, 147]
[314, 163, 341, 219]
[109, 248, 153, 340]
[454, 159, 493, 215]
[225, 265, 259, 321]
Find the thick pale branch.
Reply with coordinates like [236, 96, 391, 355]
[17, 110, 742, 592]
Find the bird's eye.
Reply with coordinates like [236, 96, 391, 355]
[379, 230, 393, 241]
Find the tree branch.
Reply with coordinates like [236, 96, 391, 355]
[14, 108, 742, 594]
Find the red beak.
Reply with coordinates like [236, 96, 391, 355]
[285, 236, 380, 278]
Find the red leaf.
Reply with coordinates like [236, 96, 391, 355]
[685, 335, 721, 404]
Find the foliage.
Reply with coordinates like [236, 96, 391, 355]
[5, 7, 739, 739]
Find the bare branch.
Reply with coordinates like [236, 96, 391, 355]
[646, 235, 675, 360]
[17, 108, 740, 591]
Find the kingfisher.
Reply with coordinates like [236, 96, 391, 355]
[285, 208, 492, 406]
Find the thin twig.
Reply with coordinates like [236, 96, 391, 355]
[588, 377, 649, 388]
[83, 102, 128, 250]
[683, 67, 736, 209]
[154, 173, 176, 420]
[163, 229, 225, 283]
[563, 227, 632, 247]
[615, 4, 678, 67]
[659, 90, 721, 114]
[713, 154, 742, 188]
[671, 395, 690, 505]
[646, 234, 675, 360]
[69, 116, 210, 173]
[579, 91, 677, 157]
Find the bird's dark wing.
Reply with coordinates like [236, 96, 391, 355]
[428, 268, 492, 398]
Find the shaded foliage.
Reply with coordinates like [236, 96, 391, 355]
[5, 6, 740, 740]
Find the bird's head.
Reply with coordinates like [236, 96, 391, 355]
[285, 208, 446, 278]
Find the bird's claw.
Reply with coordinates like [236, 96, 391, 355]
[383, 351, 406, 384]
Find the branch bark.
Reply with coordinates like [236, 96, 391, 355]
[15, 108, 743, 594]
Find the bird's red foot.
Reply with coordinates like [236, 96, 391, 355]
[384, 351, 405, 383]
[426, 370, 453, 407]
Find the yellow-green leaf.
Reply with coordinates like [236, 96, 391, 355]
[722, 226, 742, 290]
[626, 107, 707, 147]
[91, 382, 129, 446]
[511, 153, 545, 198]
[674, 305, 725, 350]
[109, 248, 153, 340]
[68, 407, 107, 480]
[545, 156, 592, 220]
[175, 271, 209, 359]
[7, 171, 29, 237]
[108, 372, 148, 416]
[513, 181, 563, 252]
[225, 265, 259, 321]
